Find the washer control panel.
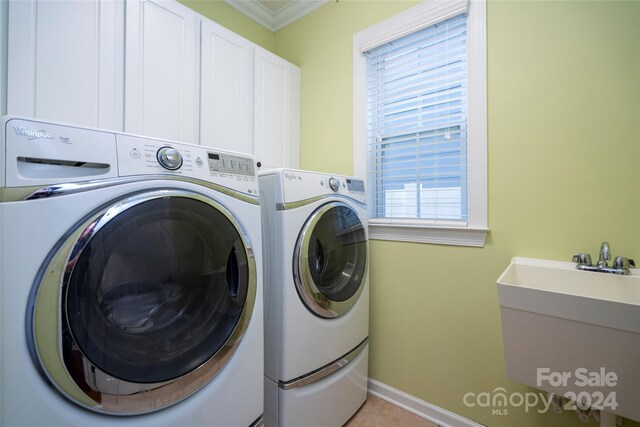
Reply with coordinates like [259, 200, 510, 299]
[207, 152, 255, 177]
[157, 146, 183, 170]
[117, 134, 258, 195]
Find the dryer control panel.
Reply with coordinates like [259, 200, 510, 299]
[346, 178, 365, 193]
[279, 169, 366, 205]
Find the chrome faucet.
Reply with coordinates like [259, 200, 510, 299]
[572, 241, 636, 275]
[598, 241, 610, 267]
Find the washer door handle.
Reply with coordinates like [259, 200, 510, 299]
[226, 247, 240, 302]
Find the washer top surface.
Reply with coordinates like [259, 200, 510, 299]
[1, 116, 258, 198]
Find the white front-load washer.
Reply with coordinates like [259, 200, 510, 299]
[0, 116, 264, 426]
[259, 169, 369, 427]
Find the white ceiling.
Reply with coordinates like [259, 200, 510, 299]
[224, 0, 330, 32]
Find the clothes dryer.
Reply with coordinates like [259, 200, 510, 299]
[0, 116, 264, 426]
[259, 169, 369, 427]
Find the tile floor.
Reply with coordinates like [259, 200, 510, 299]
[345, 395, 439, 427]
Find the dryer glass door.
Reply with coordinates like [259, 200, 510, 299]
[294, 202, 367, 318]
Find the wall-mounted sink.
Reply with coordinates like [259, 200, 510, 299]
[497, 257, 640, 423]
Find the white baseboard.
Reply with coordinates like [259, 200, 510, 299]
[367, 379, 484, 427]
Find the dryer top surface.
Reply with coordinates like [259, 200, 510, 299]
[267, 168, 367, 205]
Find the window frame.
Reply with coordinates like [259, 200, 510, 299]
[353, 0, 487, 247]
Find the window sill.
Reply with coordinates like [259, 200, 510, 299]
[368, 222, 488, 247]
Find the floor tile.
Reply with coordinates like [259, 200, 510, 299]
[344, 394, 439, 427]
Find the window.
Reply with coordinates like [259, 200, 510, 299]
[353, 0, 487, 247]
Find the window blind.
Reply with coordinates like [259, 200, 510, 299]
[366, 13, 468, 223]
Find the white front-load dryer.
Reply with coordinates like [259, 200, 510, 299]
[0, 116, 264, 426]
[259, 169, 369, 427]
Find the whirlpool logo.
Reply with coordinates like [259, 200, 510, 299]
[13, 126, 54, 140]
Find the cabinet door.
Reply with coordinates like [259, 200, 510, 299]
[125, 0, 199, 144]
[200, 19, 254, 155]
[6, 0, 124, 130]
[254, 47, 300, 170]
[1, 1, 8, 118]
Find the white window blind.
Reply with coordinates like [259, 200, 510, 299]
[366, 13, 468, 224]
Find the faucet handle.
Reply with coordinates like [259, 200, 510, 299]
[613, 256, 627, 269]
[573, 253, 592, 266]
[613, 256, 635, 270]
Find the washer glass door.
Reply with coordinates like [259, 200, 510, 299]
[294, 202, 367, 318]
[30, 190, 256, 415]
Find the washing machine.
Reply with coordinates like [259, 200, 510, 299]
[259, 169, 369, 427]
[0, 116, 264, 426]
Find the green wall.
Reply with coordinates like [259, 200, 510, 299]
[179, 0, 275, 51]
[275, 1, 640, 426]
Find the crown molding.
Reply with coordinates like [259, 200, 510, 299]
[225, 0, 275, 31]
[225, 0, 330, 32]
[272, 0, 329, 31]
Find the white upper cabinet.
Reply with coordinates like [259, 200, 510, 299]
[1, 1, 9, 118]
[2, 0, 300, 167]
[254, 47, 300, 170]
[125, 0, 199, 144]
[200, 19, 254, 155]
[6, 0, 124, 130]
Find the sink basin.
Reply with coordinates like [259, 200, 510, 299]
[497, 257, 640, 422]
[498, 257, 640, 334]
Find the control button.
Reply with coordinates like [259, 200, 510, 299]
[328, 177, 339, 192]
[130, 148, 140, 159]
[156, 146, 183, 170]
[195, 157, 203, 167]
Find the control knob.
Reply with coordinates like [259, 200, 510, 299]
[157, 146, 183, 170]
[328, 177, 339, 192]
